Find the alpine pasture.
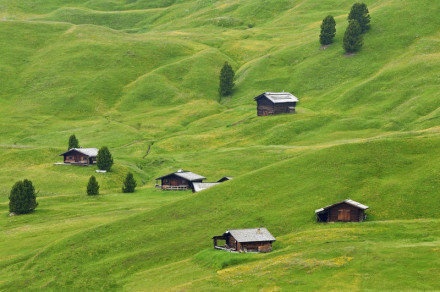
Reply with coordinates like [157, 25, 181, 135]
[1, 0, 440, 290]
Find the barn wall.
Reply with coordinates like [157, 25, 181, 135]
[328, 203, 363, 222]
[256, 97, 296, 116]
[241, 241, 273, 252]
[64, 152, 89, 164]
[161, 175, 190, 190]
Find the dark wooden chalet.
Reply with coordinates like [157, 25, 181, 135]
[213, 227, 276, 253]
[155, 169, 206, 191]
[254, 92, 299, 116]
[59, 148, 98, 165]
[315, 199, 369, 223]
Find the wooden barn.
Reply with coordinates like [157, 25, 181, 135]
[59, 148, 98, 165]
[212, 227, 276, 253]
[254, 92, 299, 116]
[315, 199, 369, 223]
[155, 169, 206, 191]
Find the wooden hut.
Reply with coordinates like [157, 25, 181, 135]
[212, 228, 276, 253]
[254, 92, 298, 116]
[315, 199, 369, 222]
[59, 148, 98, 165]
[155, 169, 205, 191]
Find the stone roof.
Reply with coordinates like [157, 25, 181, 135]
[192, 182, 220, 192]
[255, 92, 299, 103]
[226, 227, 276, 243]
[59, 148, 99, 157]
[155, 169, 206, 182]
[315, 199, 369, 214]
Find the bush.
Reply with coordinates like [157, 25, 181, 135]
[97, 146, 113, 171]
[68, 134, 79, 150]
[122, 172, 137, 193]
[320, 15, 336, 45]
[219, 62, 235, 97]
[343, 20, 363, 53]
[87, 176, 99, 196]
[348, 2, 371, 33]
[9, 179, 38, 214]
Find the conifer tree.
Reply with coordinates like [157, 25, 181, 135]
[68, 134, 79, 150]
[343, 20, 363, 53]
[219, 62, 235, 97]
[320, 15, 336, 46]
[348, 3, 370, 33]
[97, 146, 113, 171]
[122, 172, 137, 193]
[9, 179, 38, 214]
[87, 176, 99, 196]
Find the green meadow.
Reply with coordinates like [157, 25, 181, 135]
[0, 0, 440, 290]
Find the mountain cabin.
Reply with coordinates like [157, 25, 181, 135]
[315, 199, 369, 223]
[254, 92, 298, 116]
[59, 148, 98, 165]
[212, 227, 276, 253]
[155, 169, 206, 191]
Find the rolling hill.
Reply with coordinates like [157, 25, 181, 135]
[1, 0, 440, 290]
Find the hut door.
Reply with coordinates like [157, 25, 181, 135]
[338, 209, 350, 221]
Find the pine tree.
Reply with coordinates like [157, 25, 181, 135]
[87, 176, 99, 196]
[348, 3, 370, 33]
[218, 62, 235, 97]
[320, 15, 336, 46]
[9, 179, 38, 214]
[68, 134, 79, 150]
[122, 172, 137, 193]
[343, 20, 363, 53]
[97, 146, 113, 171]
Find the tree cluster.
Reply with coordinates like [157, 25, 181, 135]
[319, 3, 371, 54]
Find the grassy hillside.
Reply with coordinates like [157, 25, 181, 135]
[0, 0, 439, 290]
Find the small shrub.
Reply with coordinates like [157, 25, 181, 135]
[87, 176, 99, 196]
[97, 146, 113, 171]
[122, 172, 137, 193]
[343, 20, 363, 53]
[9, 179, 38, 214]
[68, 134, 79, 150]
[320, 15, 336, 46]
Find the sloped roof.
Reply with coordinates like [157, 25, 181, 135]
[192, 182, 220, 192]
[217, 177, 233, 182]
[315, 199, 369, 214]
[255, 92, 299, 103]
[226, 228, 276, 243]
[59, 148, 99, 157]
[156, 169, 206, 181]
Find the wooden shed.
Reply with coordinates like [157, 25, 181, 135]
[315, 199, 369, 223]
[59, 148, 98, 165]
[254, 92, 298, 116]
[212, 227, 276, 253]
[155, 169, 206, 191]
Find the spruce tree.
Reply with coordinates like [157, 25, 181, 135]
[218, 62, 235, 97]
[122, 172, 137, 193]
[320, 15, 336, 46]
[97, 146, 113, 171]
[68, 134, 79, 150]
[87, 176, 99, 196]
[343, 20, 363, 53]
[348, 3, 370, 33]
[9, 179, 38, 214]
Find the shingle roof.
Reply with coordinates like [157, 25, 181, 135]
[155, 169, 206, 181]
[192, 182, 220, 192]
[226, 228, 276, 243]
[255, 92, 299, 103]
[59, 148, 99, 157]
[315, 199, 369, 214]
